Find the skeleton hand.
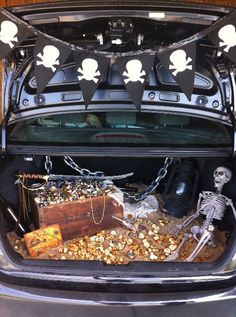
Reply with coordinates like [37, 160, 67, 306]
[164, 233, 189, 261]
[169, 223, 184, 236]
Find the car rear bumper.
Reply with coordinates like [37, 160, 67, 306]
[0, 280, 236, 317]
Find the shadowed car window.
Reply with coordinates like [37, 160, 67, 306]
[8, 112, 232, 147]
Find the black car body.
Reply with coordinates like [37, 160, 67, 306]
[0, 1, 236, 316]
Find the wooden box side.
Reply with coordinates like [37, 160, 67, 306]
[38, 195, 123, 240]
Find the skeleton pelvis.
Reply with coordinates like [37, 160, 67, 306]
[191, 225, 203, 241]
[191, 225, 214, 245]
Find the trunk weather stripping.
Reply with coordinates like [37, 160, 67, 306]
[222, 67, 236, 157]
[1, 108, 12, 157]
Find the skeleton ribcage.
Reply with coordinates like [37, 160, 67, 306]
[199, 192, 226, 220]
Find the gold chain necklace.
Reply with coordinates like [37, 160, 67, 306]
[90, 194, 106, 225]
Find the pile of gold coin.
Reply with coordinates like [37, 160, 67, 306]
[42, 218, 183, 264]
[34, 179, 115, 207]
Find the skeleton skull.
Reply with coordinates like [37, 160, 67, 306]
[213, 166, 232, 188]
[218, 24, 236, 53]
[0, 20, 18, 48]
[36, 45, 60, 72]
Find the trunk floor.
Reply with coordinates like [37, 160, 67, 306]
[8, 210, 227, 264]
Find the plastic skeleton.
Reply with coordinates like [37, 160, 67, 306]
[218, 24, 236, 53]
[123, 59, 146, 84]
[169, 49, 192, 76]
[170, 166, 236, 262]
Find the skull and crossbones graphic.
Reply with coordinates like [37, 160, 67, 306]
[122, 59, 146, 84]
[36, 45, 60, 72]
[218, 24, 236, 53]
[169, 49, 192, 76]
[77, 58, 101, 83]
[0, 20, 18, 48]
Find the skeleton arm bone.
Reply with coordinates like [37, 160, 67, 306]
[185, 192, 205, 222]
[169, 194, 203, 236]
[225, 197, 236, 219]
[181, 210, 200, 227]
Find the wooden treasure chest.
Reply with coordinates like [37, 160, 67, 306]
[30, 180, 124, 241]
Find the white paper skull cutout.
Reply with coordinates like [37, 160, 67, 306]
[77, 58, 101, 83]
[218, 24, 236, 53]
[0, 20, 18, 48]
[169, 49, 192, 76]
[36, 45, 60, 72]
[213, 166, 232, 189]
[123, 59, 146, 84]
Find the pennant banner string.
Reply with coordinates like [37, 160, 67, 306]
[1, 7, 236, 106]
[1, 7, 236, 58]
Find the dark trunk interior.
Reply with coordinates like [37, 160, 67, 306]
[0, 154, 236, 269]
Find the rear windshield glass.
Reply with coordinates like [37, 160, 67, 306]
[8, 112, 232, 147]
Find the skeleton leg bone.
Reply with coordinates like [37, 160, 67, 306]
[185, 229, 212, 262]
[164, 233, 189, 261]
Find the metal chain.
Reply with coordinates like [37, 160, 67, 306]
[64, 156, 105, 177]
[63, 156, 174, 201]
[124, 157, 174, 202]
[44, 156, 52, 174]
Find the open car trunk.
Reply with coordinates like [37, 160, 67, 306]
[0, 1, 236, 277]
[0, 154, 236, 272]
